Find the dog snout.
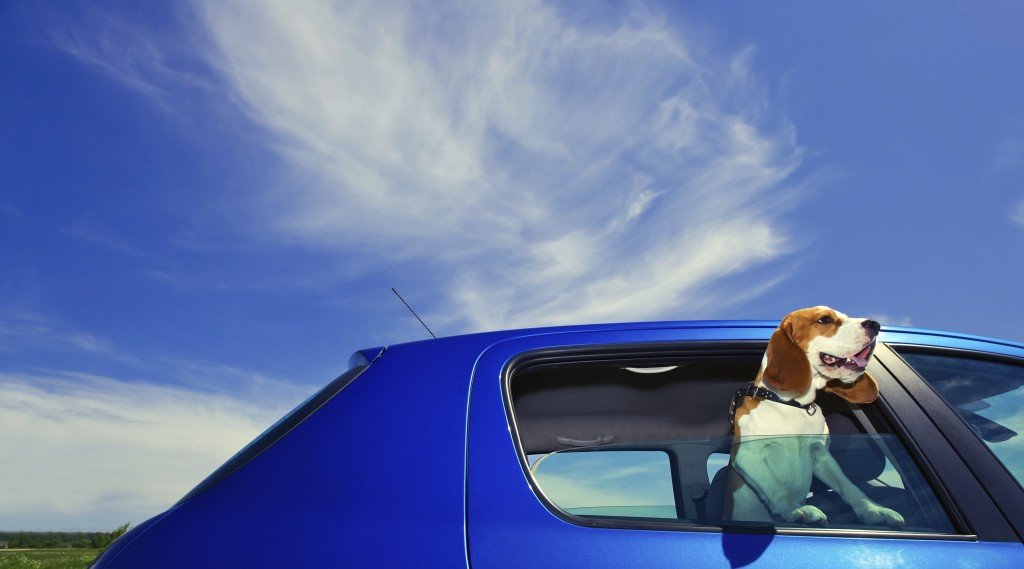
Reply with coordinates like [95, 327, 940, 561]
[862, 319, 880, 337]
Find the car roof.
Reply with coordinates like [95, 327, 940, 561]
[363, 319, 1024, 358]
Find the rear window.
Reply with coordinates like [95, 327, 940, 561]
[509, 348, 958, 536]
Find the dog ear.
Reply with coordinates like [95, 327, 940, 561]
[824, 372, 879, 404]
[762, 317, 812, 396]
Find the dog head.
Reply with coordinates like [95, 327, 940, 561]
[762, 306, 880, 404]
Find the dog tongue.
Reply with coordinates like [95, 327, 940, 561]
[851, 345, 872, 368]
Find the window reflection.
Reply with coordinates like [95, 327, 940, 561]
[532, 451, 676, 519]
[898, 351, 1024, 489]
[529, 435, 955, 534]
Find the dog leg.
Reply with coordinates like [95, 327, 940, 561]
[733, 442, 826, 524]
[810, 443, 904, 528]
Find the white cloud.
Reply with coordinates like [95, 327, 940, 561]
[986, 117, 1024, 178]
[45, 4, 211, 98]
[1012, 198, 1024, 228]
[0, 203, 27, 219]
[50, 0, 810, 331]
[0, 306, 138, 364]
[62, 218, 142, 255]
[179, 0, 807, 331]
[151, 356, 315, 405]
[0, 369, 304, 531]
[0, 304, 314, 530]
[868, 314, 915, 328]
[0, 305, 313, 399]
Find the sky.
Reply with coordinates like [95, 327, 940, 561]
[1, 0, 1023, 531]
[533, 450, 677, 513]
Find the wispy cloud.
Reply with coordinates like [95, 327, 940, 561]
[150, 355, 315, 405]
[52, 1, 810, 332]
[0, 369, 297, 531]
[1013, 198, 1024, 228]
[44, 3, 211, 98]
[986, 116, 1024, 178]
[63, 218, 142, 255]
[187, 0, 807, 330]
[0, 299, 314, 397]
[987, 117, 1024, 229]
[868, 314, 915, 328]
[0, 306, 138, 364]
[0, 203, 28, 220]
[0, 304, 313, 530]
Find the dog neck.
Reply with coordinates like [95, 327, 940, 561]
[758, 374, 826, 406]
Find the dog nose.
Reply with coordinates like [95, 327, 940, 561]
[862, 319, 880, 337]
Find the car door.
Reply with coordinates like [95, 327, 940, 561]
[466, 325, 1024, 569]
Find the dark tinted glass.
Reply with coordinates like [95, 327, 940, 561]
[897, 350, 1024, 489]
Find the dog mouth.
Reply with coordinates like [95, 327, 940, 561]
[819, 341, 875, 372]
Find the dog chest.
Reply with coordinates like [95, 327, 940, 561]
[737, 398, 828, 436]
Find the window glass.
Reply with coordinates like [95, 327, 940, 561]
[532, 451, 676, 519]
[896, 350, 1024, 489]
[529, 435, 954, 533]
[512, 357, 958, 535]
[877, 457, 905, 490]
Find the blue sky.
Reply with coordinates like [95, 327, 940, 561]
[1, 1, 1023, 530]
[532, 450, 676, 513]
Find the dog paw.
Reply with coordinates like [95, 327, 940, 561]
[855, 504, 905, 528]
[787, 505, 828, 525]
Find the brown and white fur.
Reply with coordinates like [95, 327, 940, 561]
[725, 306, 904, 528]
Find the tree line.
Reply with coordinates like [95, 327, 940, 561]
[0, 523, 130, 549]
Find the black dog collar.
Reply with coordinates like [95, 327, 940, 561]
[729, 384, 817, 428]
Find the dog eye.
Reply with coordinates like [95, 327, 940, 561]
[817, 316, 834, 324]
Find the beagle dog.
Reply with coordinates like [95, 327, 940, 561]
[725, 306, 904, 528]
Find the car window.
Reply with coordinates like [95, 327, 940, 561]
[531, 450, 677, 519]
[511, 356, 958, 535]
[895, 350, 1024, 490]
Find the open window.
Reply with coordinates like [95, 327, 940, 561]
[508, 346, 958, 535]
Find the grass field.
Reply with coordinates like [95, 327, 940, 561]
[0, 549, 101, 569]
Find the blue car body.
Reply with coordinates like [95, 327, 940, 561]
[91, 321, 1024, 568]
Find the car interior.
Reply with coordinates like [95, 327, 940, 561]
[509, 348, 957, 534]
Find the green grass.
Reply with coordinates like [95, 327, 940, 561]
[0, 549, 101, 569]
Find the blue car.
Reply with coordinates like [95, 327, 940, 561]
[92, 321, 1024, 568]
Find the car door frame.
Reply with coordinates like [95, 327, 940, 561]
[872, 334, 1024, 540]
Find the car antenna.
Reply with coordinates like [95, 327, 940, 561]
[391, 287, 437, 339]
